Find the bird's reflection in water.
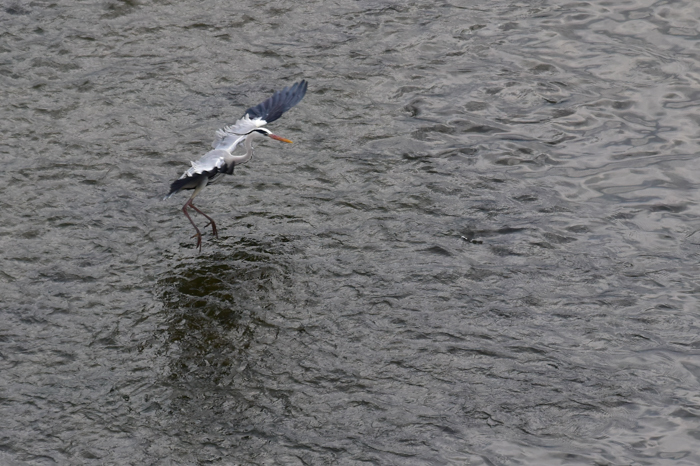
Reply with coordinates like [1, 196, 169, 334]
[155, 236, 294, 388]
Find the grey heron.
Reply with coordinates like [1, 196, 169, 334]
[165, 80, 308, 250]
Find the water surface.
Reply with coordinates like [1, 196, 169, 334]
[2, 0, 700, 464]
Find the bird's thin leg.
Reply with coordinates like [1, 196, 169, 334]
[182, 200, 203, 252]
[188, 203, 218, 238]
[181, 177, 210, 251]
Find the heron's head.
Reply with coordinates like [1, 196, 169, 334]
[252, 128, 292, 143]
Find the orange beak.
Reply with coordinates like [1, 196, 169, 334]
[269, 134, 293, 143]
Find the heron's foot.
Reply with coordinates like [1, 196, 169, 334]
[203, 221, 218, 238]
[191, 231, 203, 251]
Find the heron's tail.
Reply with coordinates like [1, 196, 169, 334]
[163, 178, 190, 200]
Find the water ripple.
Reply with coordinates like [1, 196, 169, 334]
[2, 0, 700, 464]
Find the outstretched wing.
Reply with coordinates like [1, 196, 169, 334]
[184, 149, 228, 177]
[211, 116, 262, 150]
[210, 80, 308, 150]
[244, 80, 308, 125]
[165, 149, 231, 198]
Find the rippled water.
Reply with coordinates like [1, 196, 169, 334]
[3, 0, 700, 464]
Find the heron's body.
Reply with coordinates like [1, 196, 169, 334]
[165, 80, 308, 250]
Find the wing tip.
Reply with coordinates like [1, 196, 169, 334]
[242, 79, 308, 124]
[297, 79, 308, 99]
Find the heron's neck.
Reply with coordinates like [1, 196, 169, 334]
[227, 132, 260, 165]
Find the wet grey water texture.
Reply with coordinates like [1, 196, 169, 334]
[2, 0, 700, 464]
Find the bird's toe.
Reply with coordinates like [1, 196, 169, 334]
[191, 232, 203, 250]
[203, 221, 218, 237]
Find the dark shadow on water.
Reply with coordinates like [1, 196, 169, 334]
[142, 235, 313, 463]
[147, 235, 323, 464]
[154, 235, 296, 388]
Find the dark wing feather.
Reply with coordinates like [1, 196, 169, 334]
[167, 174, 201, 197]
[166, 166, 229, 197]
[244, 80, 308, 124]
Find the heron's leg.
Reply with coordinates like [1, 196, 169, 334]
[181, 176, 209, 251]
[182, 200, 203, 251]
[188, 203, 218, 238]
